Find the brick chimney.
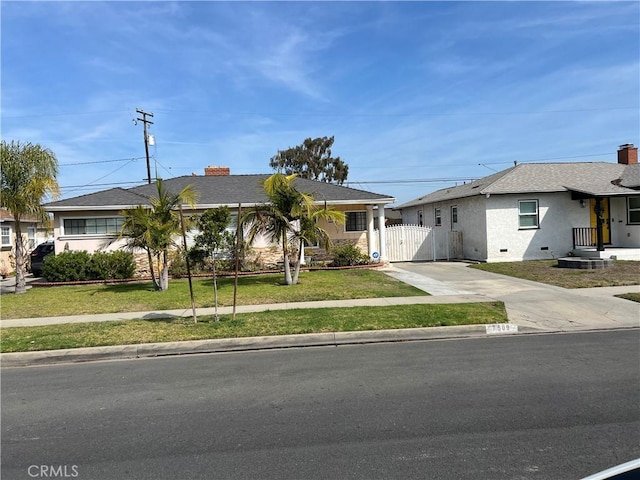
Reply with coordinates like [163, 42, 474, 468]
[617, 144, 638, 165]
[204, 166, 230, 176]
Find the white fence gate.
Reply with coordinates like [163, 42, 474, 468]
[374, 226, 464, 262]
[375, 225, 434, 262]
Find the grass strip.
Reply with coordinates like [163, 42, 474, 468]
[470, 260, 639, 288]
[615, 293, 640, 303]
[0, 302, 507, 353]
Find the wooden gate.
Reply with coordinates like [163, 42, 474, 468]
[376, 225, 434, 262]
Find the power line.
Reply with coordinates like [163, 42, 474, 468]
[59, 157, 145, 166]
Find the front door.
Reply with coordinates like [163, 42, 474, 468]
[590, 198, 611, 244]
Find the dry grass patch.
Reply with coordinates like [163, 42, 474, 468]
[470, 260, 639, 288]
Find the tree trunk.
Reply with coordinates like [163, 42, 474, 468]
[212, 252, 219, 321]
[147, 249, 159, 290]
[282, 232, 292, 285]
[292, 238, 303, 285]
[159, 251, 169, 291]
[13, 218, 26, 294]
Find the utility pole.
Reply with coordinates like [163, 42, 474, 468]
[135, 108, 154, 184]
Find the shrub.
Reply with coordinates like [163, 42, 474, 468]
[42, 250, 136, 282]
[330, 243, 370, 267]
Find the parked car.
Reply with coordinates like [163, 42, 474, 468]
[29, 241, 55, 277]
[580, 458, 640, 480]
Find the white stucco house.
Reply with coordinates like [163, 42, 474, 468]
[43, 167, 396, 270]
[394, 144, 640, 263]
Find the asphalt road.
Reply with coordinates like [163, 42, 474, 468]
[2, 330, 639, 480]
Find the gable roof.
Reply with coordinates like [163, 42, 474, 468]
[45, 174, 395, 212]
[396, 162, 640, 209]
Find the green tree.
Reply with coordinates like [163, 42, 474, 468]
[192, 207, 234, 320]
[269, 136, 349, 184]
[120, 179, 198, 291]
[243, 173, 344, 285]
[0, 141, 60, 294]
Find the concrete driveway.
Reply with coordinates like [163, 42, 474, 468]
[384, 262, 640, 332]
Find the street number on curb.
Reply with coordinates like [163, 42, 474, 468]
[486, 324, 518, 335]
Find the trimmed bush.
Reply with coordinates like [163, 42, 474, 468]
[330, 243, 370, 267]
[42, 250, 136, 282]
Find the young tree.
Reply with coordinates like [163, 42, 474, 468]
[120, 179, 198, 291]
[192, 207, 234, 321]
[291, 206, 345, 285]
[0, 141, 60, 294]
[269, 136, 349, 185]
[243, 173, 344, 285]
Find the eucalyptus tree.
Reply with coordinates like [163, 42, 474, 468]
[0, 141, 59, 294]
[269, 136, 349, 185]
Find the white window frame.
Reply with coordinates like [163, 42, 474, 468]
[518, 200, 539, 229]
[628, 197, 640, 225]
[344, 210, 367, 232]
[1, 226, 11, 246]
[434, 208, 442, 227]
[27, 226, 37, 250]
[451, 205, 458, 230]
[61, 216, 125, 237]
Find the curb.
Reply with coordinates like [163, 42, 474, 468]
[0, 324, 542, 367]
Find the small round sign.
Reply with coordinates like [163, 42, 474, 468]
[372, 252, 379, 259]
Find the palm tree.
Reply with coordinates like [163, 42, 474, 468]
[244, 173, 344, 285]
[291, 205, 345, 284]
[0, 141, 59, 294]
[120, 179, 198, 291]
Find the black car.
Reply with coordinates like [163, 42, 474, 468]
[29, 241, 55, 277]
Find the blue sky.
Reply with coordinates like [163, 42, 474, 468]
[2, 1, 639, 204]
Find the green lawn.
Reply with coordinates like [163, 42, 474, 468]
[0, 302, 508, 353]
[470, 260, 639, 288]
[0, 269, 425, 319]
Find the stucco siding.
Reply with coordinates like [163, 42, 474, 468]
[610, 197, 640, 247]
[485, 193, 587, 262]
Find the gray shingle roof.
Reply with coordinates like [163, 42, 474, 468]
[45, 174, 395, 211]
[396, 162, 640, 209]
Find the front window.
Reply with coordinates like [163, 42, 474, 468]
[27, 227, 36, 250]
[451, 206, 458, 229]
[519, 200, 539, 229]
[63, 217, 124, 235]
[628, 197, 640, 224]
[434, 208, 442, 227]
[1, 226, 10, 246]
[345, 211, 367, 232]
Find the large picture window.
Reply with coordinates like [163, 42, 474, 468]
[518, 200, 539, 229]
[345, 211, 367, 232]
[63, 217, 124, 235]
[628, 197, 640, 224]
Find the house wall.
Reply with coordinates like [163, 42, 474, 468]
[485, 193, 587, 262]
[610, 197, 640, 247]
[0, 219, 48, 275]
[398, 196, 488, 261]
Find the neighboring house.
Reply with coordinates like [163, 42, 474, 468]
[0, 209, 50, 274]
[395, 144, 640, 263]
[43, 167, 396, 270]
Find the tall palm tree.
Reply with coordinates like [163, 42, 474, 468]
[120, 179, 198, 291]
[0, 141, 59, 294]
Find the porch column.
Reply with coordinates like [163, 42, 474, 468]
[366, 205, 375, 259]
[594, 197, 605, 252]
[377, 203, 387, 262]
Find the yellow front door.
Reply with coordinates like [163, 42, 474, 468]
[589, 198, 611, 244]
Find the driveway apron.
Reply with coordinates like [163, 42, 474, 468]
[385, 262, 640, 332]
